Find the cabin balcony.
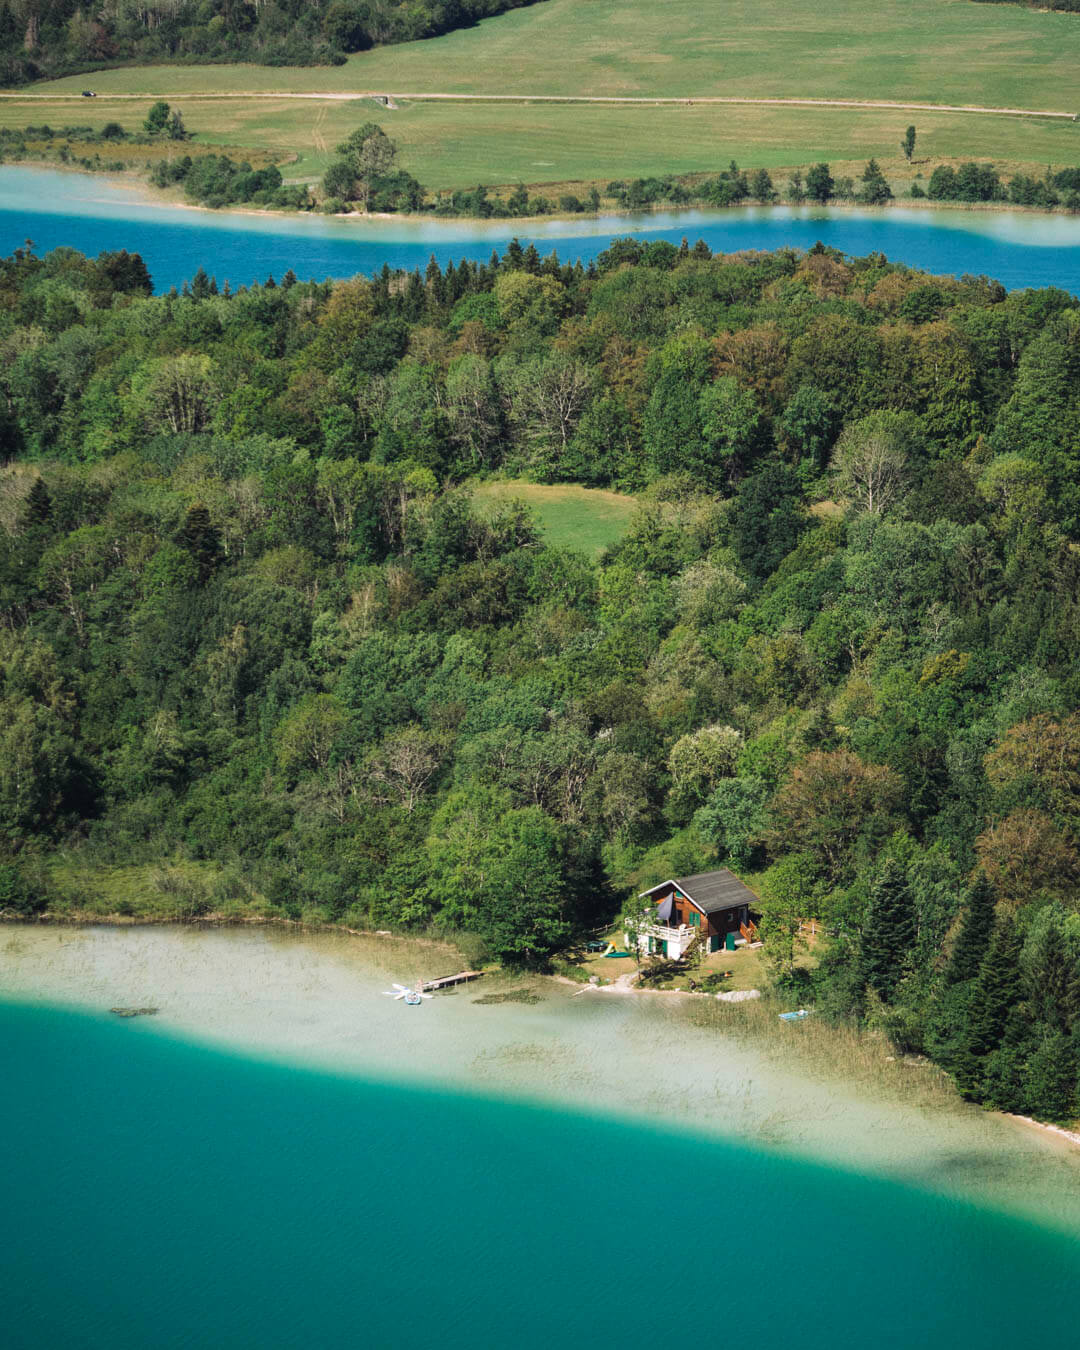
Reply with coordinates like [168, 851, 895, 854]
[630, 923, 700, 960]
[647, 924, 694, 943]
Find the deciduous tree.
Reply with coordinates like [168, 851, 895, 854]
[831, 410, 917, 514]
[974, 808, 1079, 909]
[806, 162, 834, 204]
[767, 750, 903, 881]
[902, 126, 917, 162]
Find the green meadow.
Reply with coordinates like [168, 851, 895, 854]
[3, 95, 1079, 191]
[23, 0, 1080, 108]
[7, 0, 1080, 191]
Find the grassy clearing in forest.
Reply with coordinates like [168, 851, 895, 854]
[472, 481, 636, 557]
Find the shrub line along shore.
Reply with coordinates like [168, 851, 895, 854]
[8, 156, 1080, 230]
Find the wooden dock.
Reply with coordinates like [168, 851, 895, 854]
[421, 970, 484, 992]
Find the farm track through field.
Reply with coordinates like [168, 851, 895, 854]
[1, 91, 1077, 121]
[312, 101, 327, 155]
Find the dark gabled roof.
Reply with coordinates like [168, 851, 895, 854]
[639, 869, 758, 915]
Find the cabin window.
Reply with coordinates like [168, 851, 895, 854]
[689, 910, 699, 927]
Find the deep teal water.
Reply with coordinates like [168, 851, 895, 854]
[3, 167, 1080, 292]
[2, 1001, 1079, 1350]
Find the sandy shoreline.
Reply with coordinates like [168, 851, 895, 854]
[6, 158, 1080, 233]
[1009, 1114, 1080, 1150]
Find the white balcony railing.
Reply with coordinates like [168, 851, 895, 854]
[644, 924, 696, 943]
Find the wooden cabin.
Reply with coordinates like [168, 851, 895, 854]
[634, 870, 760, 959]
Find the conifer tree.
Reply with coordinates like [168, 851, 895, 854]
[1024, 1031, 1078, 1122]
[859, 856, 915, 1002]
[191, 267, 212, 300]
[944, 872, 996, 986]
[954, 920, 1023, 1099]
[857, 158, 893, 205]
[22, 476, 51, 528]
[1019, 902, 1080, 1034]
[979, 1040, 1026, 1113]
[444, 259, 459, 301]
[177, 503, 220, 583]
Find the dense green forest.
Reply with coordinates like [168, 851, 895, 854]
[974, 0, 1080, 11]
[0, 0, 542, 84]
[3, 236, 1080, 1122]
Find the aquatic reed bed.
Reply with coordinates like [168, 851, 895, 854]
[689, 995, 962, 1113]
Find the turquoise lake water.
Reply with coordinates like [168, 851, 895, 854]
[3, 167, 1080, 292]
[3, 999, 1080, 1350]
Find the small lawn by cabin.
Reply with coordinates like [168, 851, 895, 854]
[573, 868, 821, 994]
[575, 933, 772, 992]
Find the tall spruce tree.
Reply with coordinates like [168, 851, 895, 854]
[955, 920, 1022, 1099]
[859, 857, 915, 1002]
[966, 922, 1022, 1057]
[1024, 1031, 1078, 1122]
[177, 503, 220, 583]
[944, 872, 996, 986]
[22, 476, 51, 528]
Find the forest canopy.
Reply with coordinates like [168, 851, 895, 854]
[3, 235, 1080, 1120]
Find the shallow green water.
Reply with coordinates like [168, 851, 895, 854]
[3, 999, 1079, 1350]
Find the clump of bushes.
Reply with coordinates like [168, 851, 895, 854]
[151, 154, 309, 211]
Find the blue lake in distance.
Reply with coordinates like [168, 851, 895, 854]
[3, 999, 1080, 1350]
[3, 166, 1080, 291]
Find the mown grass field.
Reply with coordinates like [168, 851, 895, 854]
[19, 0, 1080, 107]
[472, 481, 636, 557]
[4, 0, 1080, 191]
[3, 95, 1080, 189]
